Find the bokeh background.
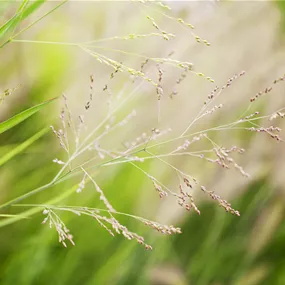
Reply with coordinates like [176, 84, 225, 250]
[1, 1, 285, 284]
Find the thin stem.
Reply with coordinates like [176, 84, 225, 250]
[72, 76, 145, 158]
[101, 150, 214, 166]
[0, 182, 53, 210]
[11, 39, 78, 46]
[1, 100, 278, 211]
[0, 0, 68, 49]
[129, 162, 177, 196]
[145, 150, 192, 179]
[14, 204, 164, 225]
[0, 146, 143, 211]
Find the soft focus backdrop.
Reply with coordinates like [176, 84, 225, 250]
[1, 1, 285, 285]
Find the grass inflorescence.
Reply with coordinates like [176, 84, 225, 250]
[0, 0, 285, 250]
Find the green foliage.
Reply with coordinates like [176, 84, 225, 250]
[0, 0, 45, 44]
[0, 98, 57, 134]
[276, 1, 285, 32]
[0, 127, 49, 167]
[1, 178, 284, 285]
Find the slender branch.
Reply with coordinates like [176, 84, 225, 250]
[0, 182, 53, 210]
[0, 0, 68, 49]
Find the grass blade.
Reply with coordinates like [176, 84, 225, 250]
[0, 214, 29, 219]
[0, 0, 29, 40]
[0, 97, 57, 134]
[0, 0, 67, 49]
[0, 126, 50, 167]
[0, 184, 77, 228]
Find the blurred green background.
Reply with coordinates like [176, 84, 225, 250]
[1, 1, 285, 285]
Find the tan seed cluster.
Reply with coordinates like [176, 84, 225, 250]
[269, 111, 285, 121]
[169, 68, 188, 98]
[171, 134, 207, 154]
[1, 86, 19, 104]
[143, 220, 182, 235]
[201, 104, 223, 117]
[222, 146, 245, 154]
[205, 71, 245, 104]
[53, 158, 65, 165]
[200, 186, 240, 216]
[156, 64, 164, 100]
[93, 214, 152, 250]
[42, 208, 75, 248]
[239, 112, 260, 122]
[250, 74, 285, 102]
[246, 126, 282, 141]
[146, 16, 174, 41]
[50, 126, 68, 152]
[152, 180, 168, 199]
[177, 180, 200, 215]
[203, 147, 249, 177]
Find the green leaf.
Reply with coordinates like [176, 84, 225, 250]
[0, 0, 66, 49]
[0, 184, 77, 228]
[0, 0, 46, 41]
[0, 0, 29, 40]
[21, 1, 46, 20]
[0, 97, 57, 134]
[0, 214, 29, 219]
[0, 126, 50, 167]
